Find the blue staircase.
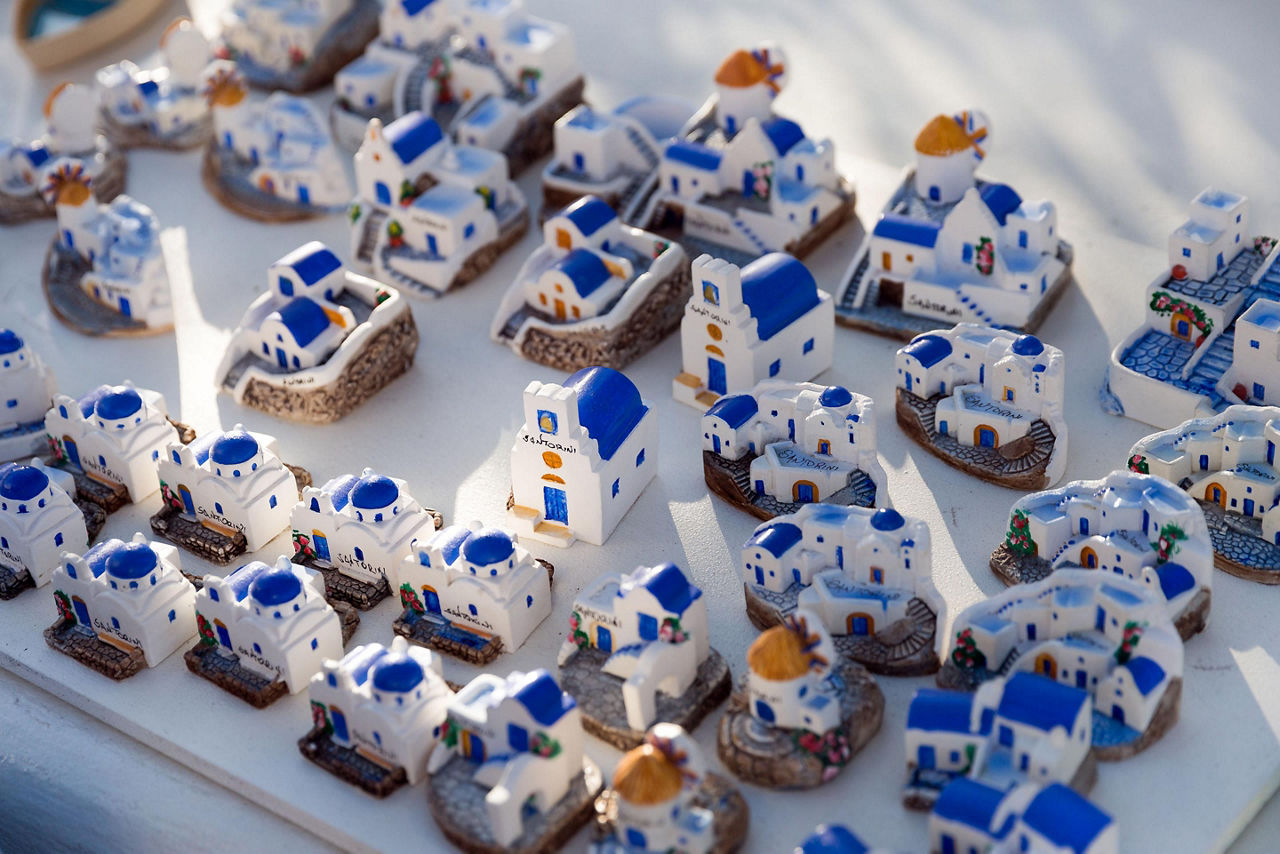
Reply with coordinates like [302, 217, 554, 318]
[1185, 331, 1235, 400]
[732, 218, 770, 255]
[957, 291, 995, 324]
[622, 124, 659, 168]
[1245, 254, 1280, 309]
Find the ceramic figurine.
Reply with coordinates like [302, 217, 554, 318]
[990, 470, 1213, 638]
[45, 533, 196, 679]
[0, 330, 56, 463]
[151, 425, 311, 565]
[40, 158, 172, 337]
[834, 110, 1073, 339]
[0, 83, 126, 225]
[331, 0, 585, 174]
[426, 668, 603, 853]
[589, 723, 749, 854]
[702, 380, 887, 519]
[15, 0, 170, 72]
[895, 324, 1067, 489]
[216, 242, 418, 422]
[557, 562, 731, 750]
[904, 672, 1096, 810]
[674, 253, 834, 411]
[929, 779, 1117, 854]
[490, 195, 691, 371]
[1103, 190, 1280, 427]
[509, 366, 657, 548]
[938, 568, 1183, 760]
[395, 522, 552, 664]
[348, 112, 529, 298]
[716, 609, 883, 789]
[0, 461, 101, 600]
[45, 382, 193, 513]
[300, 636, 453, 797]
[1128, 405, 1280, 584]
[216, 0, 380, 94]
[95, 19, 215, 150]
[795, 825, 887, 854]
[741, 505, 943, 676]
[200, 60, 351, 222]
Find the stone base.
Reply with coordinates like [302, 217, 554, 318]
[0, 566, 34, 600]
[201, 144, 337, 223]
[43, 242, 170, 337]
[298, 726, 408, 798]
[1198, 497, 1280, 584]
[703, 450, 878, 523]
[150, 505, 249, 565]
[500, 77, 587, 177]
[540, 184, 619, 224]
[559, 646, 733, 751]
[235, 310, 418, 424]
[428, 754, 602, 854]
[44, 619, 147, 680]
[98, 108, 212, 151]
[231, 0, 381, 94]
[716, 660, 884, 790]
[44, 459, 131, 514]
[895, 389, 1056, 491]
[902, 751, 1099, 812]
[184, 642, 289, 709]
[309, 560, 391, 611]
[0, 143, 126, 225]
[591, 773, 749, 854]
[784, 181, 858, 261]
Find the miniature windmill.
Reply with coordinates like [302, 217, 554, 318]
[749, 43, 788, 99]
[953, 109, 991, 164]
[41, 158, 98, 251]
[201, 60, 248, 110]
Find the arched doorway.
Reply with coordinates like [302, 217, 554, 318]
[1170, 313, 1192, 341]
[421, 585, 441, 613]
[846, 612, 875, 636]
[793, 480, 818, 503]
[1034, 653, 1057, 680]
[1080, 547, 1098, 569]
[1204, 482, 1226, 508]
[974, 425, 998, 448]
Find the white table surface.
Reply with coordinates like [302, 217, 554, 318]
[3, 1, 1280, 852]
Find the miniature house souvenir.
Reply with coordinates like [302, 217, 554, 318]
[216, 242, 418, 422]
[557, 562, 731, 750]
[217, 0, 380, 94]
[903, 673, 1096, 809]
[834, 110, 1073, 339]
[349, 111, 529, 297]
[41, 159, 173, 337]
[717, 610, 883, 789]
[702, 380, 887, 519]
[991, 470, 1213, 637]
[1104, 190, 1280, 427]
[96, 19, 214, 150]
[187, 557, 344, 708]
[0, 330, 56, 463]
[590, 723, 750, 854]
[929, 779, 1118, 854]
[741, 505, 944, 676]
[938, 568, 1183, 760]
[331, 0, 585, 174]
[895, 324, 1067, 489]
[509, 366, 657, 548]
[795, 825, 888, 854]
[300, 636, 453, 797]
[1128, 405, 1280, 584]
[201, 61, 351, 222]
[674, 253, 834, 410]
[292, 467, 443, 610]
[152, 425, 309, 564]
[395, 522, 551, 664]
[490, 195, 691, 371]
[0, 461, 97, 600]
[46, 533, 196, 679]
[0, 83, 126, 225]
[426, 668, 602, 853]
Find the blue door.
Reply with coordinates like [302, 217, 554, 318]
[313, 532, 330, 561]
[788, 419, 795, 441]
[1255, 383, 1266, 401]
[179, 485, 195, 515]
[1080, 518, 1089, 535]
[1027, 624, 1037, 640]
[375, 182, 391, 205]
[330, 709, 348, 741]
[298, 185, 310, 205]
[726, 116, 737, 135]
[796, 483, 815, 502]
[707, 358, 726, 394]
[1096, 606, 1105, 631]
[424, 586, 441, 613]
[940, 836, 955, 854]
[836, 546, 844, 568]
[712, 434, 721, 454]
[742, 170, 754, 196]
[754, 700, 775, 722]
[904, 373, 912, 392]
[1177, 319, 1190, 337]
[72, 596, 90, 626]
[999, 725, 1013, 748]
[810, 206, 818, 225]
[1112, 705, 1125, 725]
[939, 420, 949, 435]
[670, 176, 679, 193]
[1077, 671, 1087, 688]
[276, 348, 288, 368]
[63, 438, 81, 469]
[1270, 442, 1276, 465]
[544, 486, 568, 524]
[917, 745, 936, 769]
[638, 613, 658, 640]
[572, 153, 584, 172]
[1245, 499, 1256, 516]
[596, 625, 612, 652]
[792, 568, 803, 585]
[1217, 252, 1224, 269]
[63, 229, 74, 248]
[1020, 753, 1029, 771]
[625, 829, 647, 849]
[871, 568, 884, 584]
[850, 616, 869, 635]
[119, 297, 131, 317]
[427, 234, 438, 256]
[929, 185, 941, 202]
[1200, 454, 1209, 470]
[754, 566, 765, 585]
[507, 724, 528, 753]
[978, 428, 996, 447]
[217, 622, 232, 649]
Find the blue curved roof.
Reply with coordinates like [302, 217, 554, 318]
[553, 249, 614, 298]
[401, 0, 439, 14]
[870, 508, 904, 531]
[819, 386, 853, 408]
[1021, 783, 1113, 854]
[350, 474, 399, 510]
[511, 669, 575, 726]
[1126, 656, 1166, 696]
[873, 214, 940, 247]
[566, 366, 648, 462]
[746, 520, 803, 558]
[798, 825, 868, 854]
[980, 182, 1023, 226]
[0, 329, 22, 354]
[95, 386, 143, 420]
[624, 562, 701, 615]
[322, 473, 359, 511]
[345, 644, 391, 687]
[277, 242, 342, 285]
[104, 541, 159, 580]
[1156, 562, 1195, 599]
[224, 562, 270, 602]
[1011, 334, 1044, 356]
[741, 253, 821, 341]
[902, 333, 952, 368]
[933, 778, 1009, 835]
[384, 111, 444, 164]
[431, 525, 474, 566]
[209, 430, 259, 466]
[276, 297, 331, 347]
[461, 528, 515, 566]
[664, 140, 722, 171]
[706, 394, 757, 428]
[907, 689, 974, 733]
[370, 654, 425, 692]
[998, 672, 1087, 732]
[0, 464, 49, 501]
[762, 116, 805, 156]
[75, 385, 116, 418]
[561, 195, 616, 236]
[250, 564, 303, 605]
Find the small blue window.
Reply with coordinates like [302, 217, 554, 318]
[5, 399, 15, 408]
[962, 243, 973, 263]
[168, 609, 176, 622]
[803, 338, 814, 354]
[54, 532, 63, 546]
[464, 223, 475, 239]
[253, 643, 261, 654]
[278, 277, 294, 296]
[214, 502, 223, 515]
[311, 638, 319, 650]
[636, 449, 645, 467]
[209, 589, 219, 602]
[1018, 230, 1028, 248]
[526, 595, 533, 608]
[1252, 340, 1261, 349]
[354, 547, 364, 561]
[469, 604, 478, 615]
[173, 450, 181, 463]
[269, 495, 277, 508]
[1182, 247, 1191, 258]
[111, 617, 120, 629]
[769, 359, 781, 377]
[612, 478, 620, 497]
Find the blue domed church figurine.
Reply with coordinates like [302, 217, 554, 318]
[0, 461, 96, 600]
[0, 329, 57, 463]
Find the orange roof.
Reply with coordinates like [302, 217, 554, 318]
[612, 744, 683, 805]
[914, 115, 973, 157]
[747, 624, 812, 681]
[715, 50, 767, 88]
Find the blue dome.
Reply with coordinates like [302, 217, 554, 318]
[461, 528, 515, 566]
[1011, 334, 1044, 357]
[870, 507, 905, 531]
[105, 542, 159, 580]
[209, 430, 259, 466]
[350, 474, 399, 510]
[0, 329, 23, 354]
[249, 564, 303, 606]
[370, 654, 424, 693]
[0, 464, 49, 501]
[95, 386, 143, 420]
[819, 386, 853, 408]
[799, 824, 867, 854]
